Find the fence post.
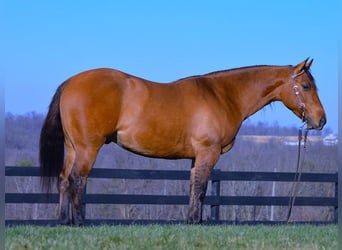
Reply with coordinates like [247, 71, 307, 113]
[210, 169, 221, 222]
[82, 183, 87, 221]
[334, 175, 338, 223]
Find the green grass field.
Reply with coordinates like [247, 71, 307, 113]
[5, 224, 337, 250]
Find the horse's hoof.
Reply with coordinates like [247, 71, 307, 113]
[72, 217, 85, 227]
[186, 218, 202, 225]
[59, 218, 70, 226]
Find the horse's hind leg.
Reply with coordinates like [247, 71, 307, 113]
[69, 144, 101, 226]
[58, 137, 75, 225]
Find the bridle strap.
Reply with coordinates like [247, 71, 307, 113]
[291, 71, 306, 122]
[286, 127, 308, 223]
[291, 70, 305, 79]
[292, 85, 306, 122]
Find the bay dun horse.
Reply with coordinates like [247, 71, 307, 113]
[40, 58, 326, 225]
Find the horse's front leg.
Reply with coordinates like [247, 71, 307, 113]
[187, 146, 220, 224]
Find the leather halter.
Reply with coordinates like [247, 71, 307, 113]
[291, 71, 306, 123]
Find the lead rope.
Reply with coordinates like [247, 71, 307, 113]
[286, 127, 308, 223]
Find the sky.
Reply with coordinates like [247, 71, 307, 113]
[2, 1, 339, 133]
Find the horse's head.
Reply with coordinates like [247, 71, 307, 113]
[281, 58, 326, 130]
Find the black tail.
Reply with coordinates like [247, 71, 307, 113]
[39, 82, 67, 192]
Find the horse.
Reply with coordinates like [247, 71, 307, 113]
[39, 58, 326, 225]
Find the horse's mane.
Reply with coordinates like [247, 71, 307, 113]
[177, 64, 316, 89]
[177, 64, 291, 81]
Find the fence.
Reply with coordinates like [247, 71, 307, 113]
[5, 166, 338, 225]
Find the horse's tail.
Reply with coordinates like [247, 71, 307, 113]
[39, 82, 66, 192]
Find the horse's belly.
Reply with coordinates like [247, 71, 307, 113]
[116, 129, 193, 158]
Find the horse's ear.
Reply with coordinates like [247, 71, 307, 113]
[294, 58, 309, 74]
[305, 58, 313, 69]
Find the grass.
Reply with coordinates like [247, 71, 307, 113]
[5, 224, 337, 250]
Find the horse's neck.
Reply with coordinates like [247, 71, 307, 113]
[213, 66, 291, 120]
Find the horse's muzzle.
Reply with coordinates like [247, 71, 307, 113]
[307, 115, 326, 130]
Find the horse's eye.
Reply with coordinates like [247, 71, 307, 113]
[302, 84, 311, 91]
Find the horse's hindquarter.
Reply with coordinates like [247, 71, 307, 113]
[60, 69, 125, 145]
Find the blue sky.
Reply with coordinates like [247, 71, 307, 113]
[2, 1, 339, 132]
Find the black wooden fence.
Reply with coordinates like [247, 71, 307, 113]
[5, 166, 338, 225]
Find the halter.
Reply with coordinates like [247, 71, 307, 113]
[291, 71, 306, 123]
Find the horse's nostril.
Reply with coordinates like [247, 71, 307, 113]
[319, 116, 326, 128]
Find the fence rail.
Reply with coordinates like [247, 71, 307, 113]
[5, 166, 338, 226]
